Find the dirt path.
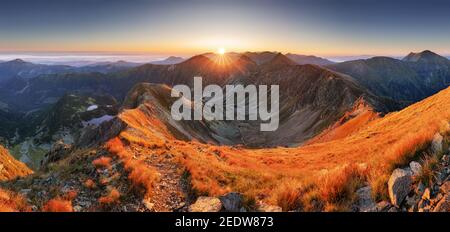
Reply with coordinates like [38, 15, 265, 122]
[132, 145, 188, 212]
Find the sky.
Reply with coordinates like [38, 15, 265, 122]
[1, 0, 450, 57]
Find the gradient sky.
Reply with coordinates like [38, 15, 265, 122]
[1, 0, 450, 56]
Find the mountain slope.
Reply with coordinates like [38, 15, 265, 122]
[109, 84, 450, 211]
[328, 50, 450, 103]
[0, 145, 32, 181]
[286, 53, 335, 66]
[0, 59, 74, 81]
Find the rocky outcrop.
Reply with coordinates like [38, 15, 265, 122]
[388, 168, 412, 207]
[41, 140, 73, 168]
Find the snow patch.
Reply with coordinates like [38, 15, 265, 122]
[86, 104, 98, 111]
[83, 115, 115, 126]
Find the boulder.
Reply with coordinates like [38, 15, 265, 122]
[409, 161, 422, 176]
[188, 197, 223, 212]
[356, 186, 376, 212]
[388, 168, 412, 206]
[219, 192, 243, 212]
[431, 133, 443, 154]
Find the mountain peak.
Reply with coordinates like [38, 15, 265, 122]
[402, 50, 448, 63]
[267, 53, 296, 66]
[7, 58, 28, 64]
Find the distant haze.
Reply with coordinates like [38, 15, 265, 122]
[0, 53, 175, 66]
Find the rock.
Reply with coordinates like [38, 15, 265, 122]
[422, 188, 431, 201]
[188, 197, 223, 212]
[440, 181, 450, 193]
[376, 201, 391, 212]
[405, 195, 418, 209]
[356, 186, 376, 212]
[432, 194, 450, 212]
[416, 182, 425, 195]
[41, 140, 73, 167]
[73, 205, 82, 212]
[442, 155, 449, 163]
[409, 161, 422, 176]
[388, 168, 412, 206]
[219, 192, 243, 212]
[431, 133, 443, 154]
[255, 202, 283, 212]
[436, 171, 448, 186]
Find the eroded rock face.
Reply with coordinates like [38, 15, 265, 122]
[219, 192, 243, 212]
[188, 197, 223, 212]
[388, 168, 412, 207]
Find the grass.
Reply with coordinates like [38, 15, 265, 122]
[0, 188, 31, 212]
[0, 145, 33, 181]
[42, 198, 73, 212]
[92, 156, 112, 169]
[105, 137, 160, 199]
[113, 86, 450, 211]
[98, 187, 121, 205]
[415, 153, 441, 186]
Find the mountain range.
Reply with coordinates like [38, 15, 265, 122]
[0, 50, 449, 212]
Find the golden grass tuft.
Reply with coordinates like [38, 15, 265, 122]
[98, 187, 121, 205]
[42, 198, 73, 212]
[84, 179, 97, 189]
[0, 188, 31, 212]
[92, 156, 112, 169]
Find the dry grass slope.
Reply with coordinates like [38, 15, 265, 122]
[114, 86, 450, 211]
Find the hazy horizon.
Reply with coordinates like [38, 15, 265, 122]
[0, 50, 448, 65]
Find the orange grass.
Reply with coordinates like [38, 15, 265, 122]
[115, 87, 450, 210]
[92, 156, 112, 169]
[0, 188, 31, 212]
[84, 179, 97, 189]
[98, 187, 121, 204]
[105, 137, 159, 198]
[42, 198, 73, 212]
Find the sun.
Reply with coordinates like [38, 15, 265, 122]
[217, 47, 226, 55]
